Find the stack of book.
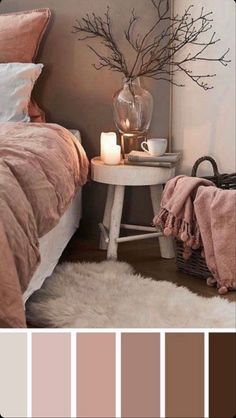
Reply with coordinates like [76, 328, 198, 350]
[124, 151, 181, 168]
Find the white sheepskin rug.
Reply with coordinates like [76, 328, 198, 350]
[26, 261, 236, 328]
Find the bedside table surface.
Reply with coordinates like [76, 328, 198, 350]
[91, 157, 176, 186]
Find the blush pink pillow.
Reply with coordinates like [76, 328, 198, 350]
[0, 8, 51, 63]
[28, 99, 46, 123]
[0, 8, 51, 122]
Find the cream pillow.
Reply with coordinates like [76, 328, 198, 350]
[0, 63, 43, 122]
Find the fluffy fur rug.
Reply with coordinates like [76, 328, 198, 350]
[26, 261, 235, 328]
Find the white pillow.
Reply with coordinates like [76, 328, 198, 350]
[0, 63, 43, 122]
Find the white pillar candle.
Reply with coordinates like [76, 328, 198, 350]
[100, 132, 117, 161]
[103, 144, 121, 165]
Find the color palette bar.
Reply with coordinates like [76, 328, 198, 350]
[0, 333, 27, 418]
[121, 333, 160, 418]
[77, 333, 116, 418]
[209, 333, 236, 418]
[32, 333, 71, 417]
[0, 331, 235, 418]
[165, 333, 204, 418]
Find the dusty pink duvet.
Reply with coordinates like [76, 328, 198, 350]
[0, 123, 89, 327]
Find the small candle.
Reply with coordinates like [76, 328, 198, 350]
[125, 118, 130, 129]
[103, 144, 121, 165]
[100, 132, 117, 161]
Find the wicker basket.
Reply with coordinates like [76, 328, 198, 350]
[176, 156, 236, 278]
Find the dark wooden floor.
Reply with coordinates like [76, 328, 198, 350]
[61, 233, 236, 302]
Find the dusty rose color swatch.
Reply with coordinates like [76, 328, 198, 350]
[165, 333, 204, 418]
[77, 333, 116, 418]
[121, 333, 160, 418]
[32, 333, 71, 418]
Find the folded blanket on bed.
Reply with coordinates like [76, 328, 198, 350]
[0, 123, 89, 327]
[153, 175, 236, 294]
[194, 186, 236, 294]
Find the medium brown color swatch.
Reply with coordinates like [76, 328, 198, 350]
[165, 333, 204, 418]
[77, 333, 116, 418]
[121, 333, 160, 418]
[209, 333, 236, 418]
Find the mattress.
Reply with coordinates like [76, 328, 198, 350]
[23, 129, 83, 302]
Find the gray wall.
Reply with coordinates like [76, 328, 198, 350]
[1, 0, 170, 238]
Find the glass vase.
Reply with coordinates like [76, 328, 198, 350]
[113, 77, 153, 156]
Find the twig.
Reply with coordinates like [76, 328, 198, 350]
[73, 0, 231, 90]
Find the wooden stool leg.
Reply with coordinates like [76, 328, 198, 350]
[150, 184, 175, 259]
[107, 185, 125, 260]
[99, 184, 115, 250]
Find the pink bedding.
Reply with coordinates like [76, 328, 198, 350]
[0, 123, 89, 327]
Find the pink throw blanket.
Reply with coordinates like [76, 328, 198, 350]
[153, 175, 214, 251]
[0, 123, 89, 327]
[153, 175, 236, 294]
[194, 186, 236, 293]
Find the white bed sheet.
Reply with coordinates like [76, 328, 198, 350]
[23, 129, 83, 302]
[23, 188, 82, 303]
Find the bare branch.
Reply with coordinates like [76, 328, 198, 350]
[125, 9, 140, 50]
[73, 6, 129, 77]
[73, 0, 231, 90]
[146, 75, 185, 88]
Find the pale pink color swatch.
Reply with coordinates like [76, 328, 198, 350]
[77, 333, 116, 417]
[32, 333, 71, 418]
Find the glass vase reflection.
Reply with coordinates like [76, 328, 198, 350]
[113, 77, 153, 156]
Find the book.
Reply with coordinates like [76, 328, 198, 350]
[124, 159, 174, 168]
[127, 150, 181, 163]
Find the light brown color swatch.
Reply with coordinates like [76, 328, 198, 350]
[77, 333, 116, 418]
[32, 333, 71, 418]
[165, 333, 204, 418]
[0, 333, 27, 418]
[121, 333, 160, 418]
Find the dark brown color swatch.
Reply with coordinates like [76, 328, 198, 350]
[209, 333, 236, 418]
[165, 333, 204, 418]
[121, 333, 160, 418]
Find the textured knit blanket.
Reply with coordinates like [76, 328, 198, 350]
[153, 175, 236, 294]
[194, 186, 236, 294]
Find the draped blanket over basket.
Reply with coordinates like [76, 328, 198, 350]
[153, 175, 214, 252]
[194, 185, 236, 293]
[153, 175, 236, 294]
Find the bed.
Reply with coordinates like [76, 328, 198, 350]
[23, 129, 83, 303]
[0, 123, 89, 328]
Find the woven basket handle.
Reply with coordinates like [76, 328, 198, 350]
[191, 156, 220, 177]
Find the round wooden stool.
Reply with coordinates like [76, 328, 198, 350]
[91, 157, 176, 260]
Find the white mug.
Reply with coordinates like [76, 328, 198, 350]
[141, 138, 167, 156]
